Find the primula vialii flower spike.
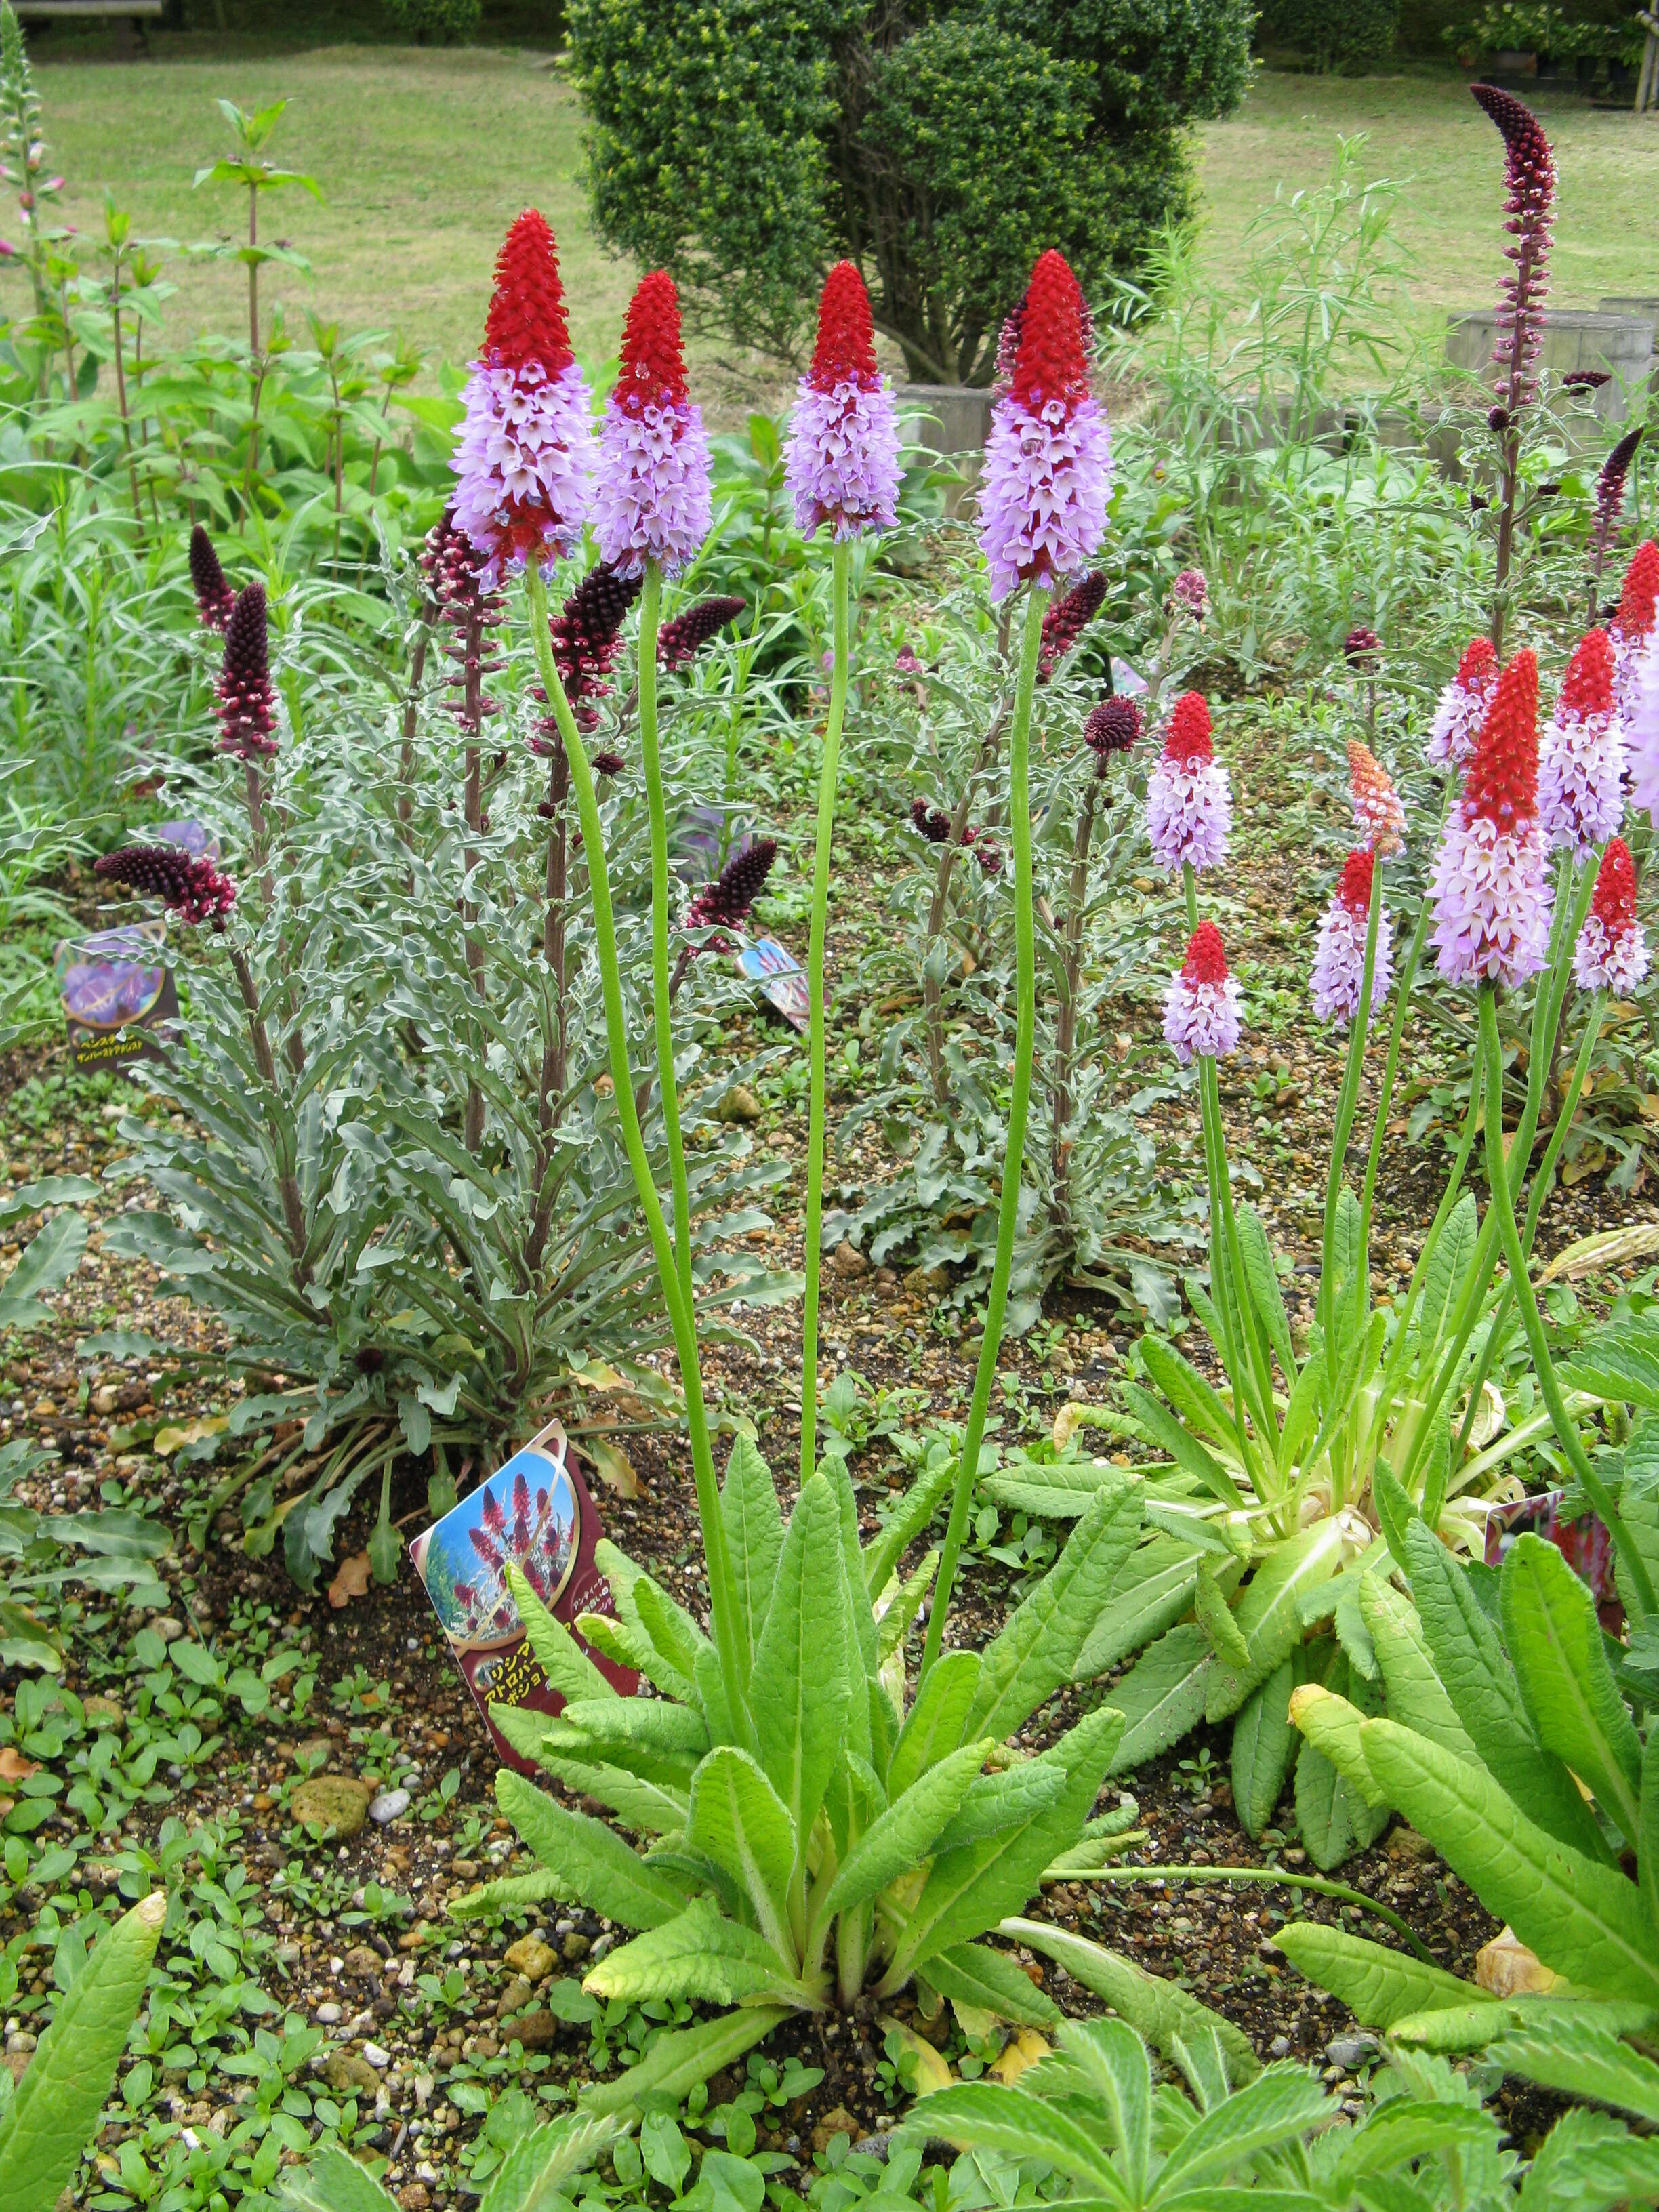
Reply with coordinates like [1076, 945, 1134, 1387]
[1347, 739, 1405, 855]
[1471, 83, 1555, 415]
[1084, 697, 1142, 756]
[1168, 568, 1208, 622]
[1574, 836, 1650, 996]
[1310, 849, 1393, 1027]
[1539, 628, 1625, 856]
[216, 582, 277, 761]
[1429, 635, 1500, 772]
[978, 249, 1112, 602]
[1593, 427, 1642, 570]
[451, 209, 595, 581]
[1612, 538, 1659, 718]
[594, 270, 712, 580]
[1429, 647, 1555, 988]
[1037, 571, 1107, 681]
[544, 560, 642, 739]
[94, 845, 238, 930]
[189, 524, 234, 632]
[1163, 920, 1242, 1065]
[784, 261, 901, 543]
[684, 838, 778, 940]
[1147, 691, 1230, 874]
[659, 596, 745, 670]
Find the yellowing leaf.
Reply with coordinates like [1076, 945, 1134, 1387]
[877, 2015, 954, 2095]
[152, 1415, 228, 1456]
[589, 1438, 641, 1498]
[327, 1551, 371, 1609]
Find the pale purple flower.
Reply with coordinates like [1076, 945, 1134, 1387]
[1574, 910, 1649, 996]
[1309, 854, 1393, 1027]
[786, 380, 900, 541]
[979, 395, 1113, 604]
[1146, 692, 1230, 875]
[1163, 923, 1242, 1065]
[451, 359, 596, 583]
[1428, 811, 1555, 988]
[1627, 637, 1659, 822]
[593, 396, 712, 579]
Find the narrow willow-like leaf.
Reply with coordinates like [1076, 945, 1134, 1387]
[1295, 1652, 1387, 1870]
[1500, 1533, 1642, 1849]
[967, 1473, 1143, 1742]
[924, 1941, 1062, 2028]
[1360, 1717, 1659, 2006]
[1001, 1917, 1258, 2083]
[1271, 1923, 1483, 2028]
[1206, 1521, 1347, 1723]
[1236, 1202, 1296, 1385]
[1403, 1517, 1612, 1863]
[496, 1770, 690, 1930]
[684, 1746, 797, 1962]
[720, 1435, 783, 1676]
[1073, 1538, 1201, 1681]
[819, 1738, 991, 1926]
[914, 2082, 1118, 2193]
[1231, 1660, 1295, 1840]
[1107, 1624, 1212, 1776]
[579, 2005, 792, 2117]
[887, 1649, 979, 1799]
[1358, 1576, 1476, 1763]
[505, 1563, 617, 1704]
[752, 1473, 851, 1856]
[582, 1896, 809, 2007]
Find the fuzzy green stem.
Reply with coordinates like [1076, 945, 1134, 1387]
[801, 542, 851, 1485]
[524, 562, 751, 1727]
[1478, 987, 1654, 1619]
[919, 585, 1047, 1685]
[1059, 1863, 1435, 1965]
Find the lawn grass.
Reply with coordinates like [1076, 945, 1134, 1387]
[26, 43, 1659, 421]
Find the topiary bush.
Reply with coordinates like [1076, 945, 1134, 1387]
[567, 0, 1255, 381]
[1258, 0, 1401, 70]
[382, 0, 481, 43]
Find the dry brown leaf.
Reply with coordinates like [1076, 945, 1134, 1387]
[0, 1748, 39, 1782]
[327, 1551, 372, 1609]
[588, 1438, 641, 1498]
[1540, 1221, 1659, 1282]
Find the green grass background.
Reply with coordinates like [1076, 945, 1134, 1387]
[24, 48, 1659, 419]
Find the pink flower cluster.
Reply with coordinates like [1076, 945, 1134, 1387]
[1574, 837, 1648, 996]
[784, 262, 900, 542]
[1147, 693, 1230, 874]
[1428, 637, 1499, 772]
[1537, 628, 1624, 856]
[1429, 649, 1555, 989]
[1309, 850, 1392, 1027]
[594, 271, 712, 580]
[1164, 922, 1241, 1064]
[978, 251, 1111, 602]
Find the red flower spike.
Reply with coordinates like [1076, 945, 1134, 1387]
[1560, 629, 1615, 720]
[1337, 848, 1375, 916]
[1618, 541, 1659, 638]
[616, 270, 689, 416]
[1183, 920, 1229, 985]
[483, 209, 573, 377]
[1456, 636, 1500, 687]
[1464, 648, 1540, 830]
[808, 262, 880, 393]
[1164, 691, 1212, 765]
[1010, 250, 1091, 416]
[1593, 836, 1637, 937]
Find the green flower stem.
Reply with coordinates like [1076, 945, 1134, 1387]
[633, 560, 695, 1318]
[801, 541, 851, 1486]
[1195, 1048, 1260, 1477]
[1478, 985, 1655, 1620]
[1061, 1862, 1435, 1965]
[919, 584, 1048, 1686]
[1200, 1054, 1276, 1471]
[1446, 991, 1608, 1477]
[524, 562, 750, 1724]
[1521, 990, 1604, 1254]
[1319, 855, 1385, 1366]
[1182, 858, 1200, 935]
[1356, 888, 1433, 1282]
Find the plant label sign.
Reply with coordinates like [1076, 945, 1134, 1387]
[409, 1419, 638, 1774]
[735, 934, 808, 1033]
[55, 919, 180, 1071]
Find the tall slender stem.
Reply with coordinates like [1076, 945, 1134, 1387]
[633, 564, 694, 1317]
[801, 542, 851, 1484]
[525, 563, 751, 1727]
[920, 586, 1048, 1684]
[1477, 987, 1654, 1618]
[1318, 855, 1383, 1361]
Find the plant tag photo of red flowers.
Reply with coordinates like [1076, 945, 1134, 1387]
[409, 1418, 637, 1775]
[54, 918, 180, 1071]
[734, 933, 809, 1033]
